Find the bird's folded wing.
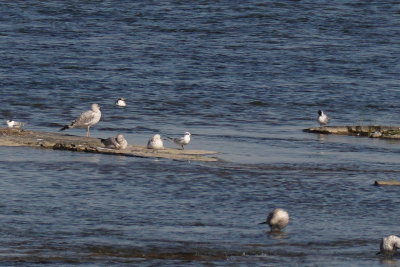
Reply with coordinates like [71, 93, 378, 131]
[71, 111, 95, 126]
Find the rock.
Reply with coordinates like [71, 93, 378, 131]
[0, 128, 219, 162]
[304, 125, 400, 139]
[374, 180, 400, 186]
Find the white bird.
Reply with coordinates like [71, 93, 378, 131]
[101, 134, 128, 150]
[260, 208, 289, 232]
[6, 120, 25, 129]
[379, 235, 400, 255]
[370, 131, 382, 138]
[115, 98, 126, 107]
[169, 132, 191, 150]
[147, 134, 164, 149]
[60, 104, 101, 137]
[317, 110, 329, 126]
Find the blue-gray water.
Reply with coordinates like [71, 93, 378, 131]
[1, 1, 400, 266]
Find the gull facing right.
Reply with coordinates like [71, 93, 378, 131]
[170, 132, 191, 150]
[379, 235, 400, 255]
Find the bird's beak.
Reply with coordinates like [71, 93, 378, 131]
[259, 221, 267, 225]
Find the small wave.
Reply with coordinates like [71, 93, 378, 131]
[85, 244, 307, 261]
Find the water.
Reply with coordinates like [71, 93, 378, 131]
[0, 1, 400, 266]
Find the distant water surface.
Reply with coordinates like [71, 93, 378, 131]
[0, 1, 400, 266]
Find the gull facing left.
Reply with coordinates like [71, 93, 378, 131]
[260, 208, 289, 232]
[6, 120, 25, 129]
[115, 98, 126, 107]
[60, 104, 101, 137]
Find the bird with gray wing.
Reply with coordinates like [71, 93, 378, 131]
[60, 104, 101, 137]
[168, 132, 191, 150]
[101, 134, 128, 150]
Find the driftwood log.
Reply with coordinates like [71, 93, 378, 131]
[304, 125, 400, 139]
[0, 128, 219, 162]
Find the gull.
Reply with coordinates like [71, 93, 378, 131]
[370, 131, 382, 138]
[60, 103, 101, 137]
[169, 132, 191, 150]
[317, 110, 329, 126]
[378, 235, 400, 255]
[101, 134, 128, 150]
[6, 120, 25, 129]
[147, 134, 164, 149]
[259, 208, 289, 232]
[115, 98, 126, 107]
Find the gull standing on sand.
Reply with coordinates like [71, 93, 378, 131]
[260, 208, 289, 232]
[6, 120, 25, 129]
[170, 132, 191, 150]
[379, 235, 400, 255]
[317, 110, 329, 126]
[60, 104, 101, 137]
[115, 98, 126, 107]
[147, 134, 164, 149]
[101, 134, 128, 150]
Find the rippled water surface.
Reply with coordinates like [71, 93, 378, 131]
[1, 1, 400, 266]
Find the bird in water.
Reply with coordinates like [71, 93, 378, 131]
[115, 98, 127, 107]
[60, 104, 101, 137]
[317, 110, 329, 126]
[260, 208, 289, 232]
[378, 235, 400, 255]
[6, 120, 25, 129]
[147, 134, 164, 149]
[169, 132, 191, 150]
[101, 134, 128, 150]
